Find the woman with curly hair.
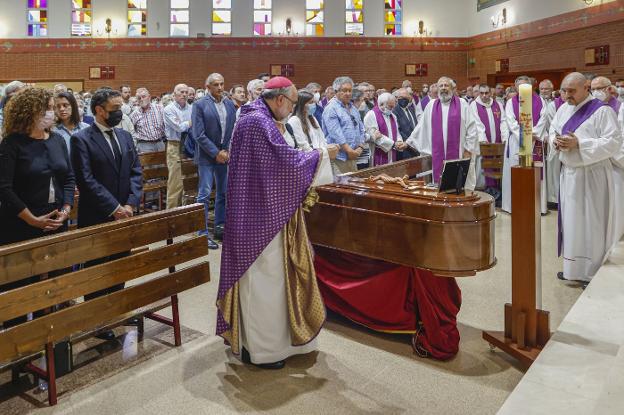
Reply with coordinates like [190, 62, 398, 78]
[0, 87, 75, 246]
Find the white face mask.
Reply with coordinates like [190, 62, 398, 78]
[592, 90, 608, 101]
[38, 110, 55, 130]
[313, 92, 320, 102]
[617, 87, 624, 97]
[381, 107, 392, 116]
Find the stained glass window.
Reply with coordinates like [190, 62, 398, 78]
[71, 0, 92, 37]
[306, 0, 324, 36]
[253, 0, 271, 36]
[128, 0, 147, 37]
[384, 0, 402, 36]
[345, 0, 363, 36]
[27, 0, 48, 37]
[170, 0, 189, 36]
[212, 0, 231, 36]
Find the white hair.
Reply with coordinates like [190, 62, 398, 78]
[540, 79, 554, 88]
[332, 76, 354, 92]
[247, 79, 264, 94]
[4, 80, 24, 96]
[206, 73, 224, 85]
[377, 92, 396, 107]
[437, 77, 456, 88]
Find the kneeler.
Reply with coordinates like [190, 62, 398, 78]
[314, 246, 462, 360]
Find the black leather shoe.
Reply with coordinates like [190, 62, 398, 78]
[557, 272, 565, 281]
[214, 224, 224, 242]
[207, 238, 219, 250]
[95, 330, 116, 341]
[241, 347, 285, 370]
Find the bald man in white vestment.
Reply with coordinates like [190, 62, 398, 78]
[548, 72, 623, 284]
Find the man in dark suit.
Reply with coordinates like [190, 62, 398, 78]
[393, 88, 420, 161]
[71, 87, 143, 340]
[192, 73, 237, 249]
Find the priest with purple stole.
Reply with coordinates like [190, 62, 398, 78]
[363, 92, 407, 166]
[548, 72, 622, 285]
[591, 76, 622, 115]
[216, 77, 334, 369]
[502, 75, 549, 214]
[406, 76, 478, 189]
[417, 83, 438, 122]
[470, 84, 509, 189]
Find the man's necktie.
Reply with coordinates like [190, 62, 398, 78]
[104, 130, 122, 168]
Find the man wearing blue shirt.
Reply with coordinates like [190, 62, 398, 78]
[322, 76, 367, 175]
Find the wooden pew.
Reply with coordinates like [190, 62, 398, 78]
[480, 143, 506, 187]
[0, 204, 210, 406]
[139, 150, 168, 212]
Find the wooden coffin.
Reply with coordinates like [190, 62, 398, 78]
[305, 156, 496, 277]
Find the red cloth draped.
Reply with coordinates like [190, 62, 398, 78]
[314, 246, 462, 360]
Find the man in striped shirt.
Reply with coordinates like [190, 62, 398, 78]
[131, 87, 166, 153]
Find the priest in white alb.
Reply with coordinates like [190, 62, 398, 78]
[469, 84, 509, 190]
[502, 75, 549, 214]
[363, 92, 407, 166]
[406, 76, 478, 189]
[548, 72, 623, 285]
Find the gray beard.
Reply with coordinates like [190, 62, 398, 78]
[439, 93, 452, 103]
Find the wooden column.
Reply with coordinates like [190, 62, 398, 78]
[482, 166, 551, 369]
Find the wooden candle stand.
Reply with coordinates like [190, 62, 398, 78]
[483, 166, 551, 369]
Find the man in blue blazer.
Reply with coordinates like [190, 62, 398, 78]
[192, 73, 237, 249]
[71, 88, 143, 339]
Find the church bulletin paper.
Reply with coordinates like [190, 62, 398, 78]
[477, 0, 509, 11]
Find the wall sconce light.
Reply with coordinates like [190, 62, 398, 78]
[105, 18, 112, 37]
[286, 18, 292, 35]
[491, 8, 507, 29]
[414, 20, 432, 37]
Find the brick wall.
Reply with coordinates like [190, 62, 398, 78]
[0, 49, 468, 95]
[467, 19, 624, 86]
[1, 20, 623, 94]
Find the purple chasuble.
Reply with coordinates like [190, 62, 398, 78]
[216, 99, 320, 337]
[431, 96, 462, 183]
[607, 97, 622, 114]
[476, 101, 503, 143]
[557, 98, 606, 257]
[420, 95, 431, 111]
[372, 106, 399, 166]
[555, 96, 565, 111]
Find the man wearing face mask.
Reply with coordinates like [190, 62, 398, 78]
[406, 76, 478, 190]
[591, 76, 622, 115]
[187, 87, 196, 105]
[130, 87, 166, 154]
[392, 88, 420, 160]
[305, 82, 324, 128]
[192, 73, 236, 249]
[363, 92, 406, 166]
[217, 76, 333, 370]
[71, 88, 143, 337]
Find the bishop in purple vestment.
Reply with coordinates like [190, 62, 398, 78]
[216, 77, 333, 369]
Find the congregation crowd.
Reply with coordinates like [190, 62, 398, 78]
[1, 70, 623, 306]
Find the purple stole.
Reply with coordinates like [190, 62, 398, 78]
[412, 94, 420, 106]
[607, 97, 622, 114]
[476, 101, 502, 143]
[372, 105, 399, 166]
[431, 96, 461, 183]
[420, 95, 431, 111]
[555, 96, 565, 111]
[320, 97, 329, 108]
[557, 98, 606, 257]
[511, 93, 544, 172]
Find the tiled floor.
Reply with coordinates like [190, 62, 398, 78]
[0, 211, 583, 415]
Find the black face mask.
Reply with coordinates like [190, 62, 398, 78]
[105, 109, 123, 128]
[398, 98, 410, 108]
[187, 98, 194, 105]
